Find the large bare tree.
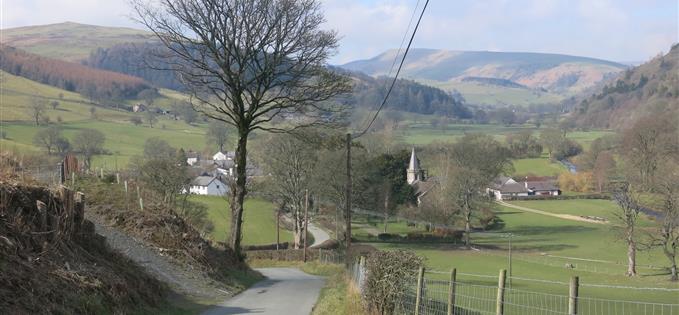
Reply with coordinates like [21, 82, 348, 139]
[132, 0, 350, 257]
[613, 183, 641, 276]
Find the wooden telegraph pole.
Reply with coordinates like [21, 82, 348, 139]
[276, 207, 281, 251]
[303, 189, 309, 262]
[345, 133, 352, 258]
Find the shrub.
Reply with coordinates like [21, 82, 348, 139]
[363, 250, 423, 314]
[377, 233, 400, 241]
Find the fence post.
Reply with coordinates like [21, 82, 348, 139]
[139, 198, 144, 211]
[569, 276, 579, 315]
[116, 173, 120, 184]
[100, 168, 104, 179]
[496, 269, 507, 315]
[415, 266, 425, 315]
[447, 268, 457, 315]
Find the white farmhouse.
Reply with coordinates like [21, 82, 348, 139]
[187, 176, 228, 196]
[213, 151, 228, 161]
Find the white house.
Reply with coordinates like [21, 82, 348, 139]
[186, 151, 200, 166]
[488, 176, 560, 200]
[187, 176, 229, 196]
[213, 151, 228, 161]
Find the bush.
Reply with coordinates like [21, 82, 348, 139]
[363, 250, 423, 314]
[377, 233, 400, 241]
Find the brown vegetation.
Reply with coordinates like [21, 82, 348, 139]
[0, 44, 151, 100]
[0, 181, 165, 314]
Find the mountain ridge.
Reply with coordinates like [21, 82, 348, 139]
[340, 48, 627, 104]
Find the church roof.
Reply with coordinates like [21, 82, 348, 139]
[408, 147, 420, 170]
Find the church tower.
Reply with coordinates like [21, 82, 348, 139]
[407, 147, 423, 184]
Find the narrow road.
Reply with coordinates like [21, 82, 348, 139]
[308, 222, 330, 247]
[497, 201, 609, 224]
[201, 268, 325, 315]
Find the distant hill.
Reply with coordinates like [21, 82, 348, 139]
[569, 44, 679, 128]
[340, 49, 626, 105]
[0, 22, 154, 62]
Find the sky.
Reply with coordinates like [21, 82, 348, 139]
[2, 0, 678, 64]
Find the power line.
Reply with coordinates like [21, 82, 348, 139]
[355, 0, 422, 132]
[353, 0, 430, 139]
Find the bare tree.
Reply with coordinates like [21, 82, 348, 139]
[592, 151, 616, 193]
[256, 133, 317, 248]
[73, 129, 105, 170]
[206, 121, 229, 152]
[145, 110, 158, 128]
[643, 164, 679, 280]
[50, 100, 60, 110]
[132, 0, 350, 257]
[613, 183, 641, 276]
[32, 126, 62, 154]
[28, 97, 47, 126]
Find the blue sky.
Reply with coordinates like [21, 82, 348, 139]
[2, 0, 677, 64]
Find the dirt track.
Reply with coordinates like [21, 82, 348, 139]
[497, 201, 609, 224]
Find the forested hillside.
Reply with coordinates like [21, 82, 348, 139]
[0, 45, 152, 100]
[345, 70, 471, 118]
[85, 43, 471, 117]
[85, 42, 184, 91]
[570, 44, 679, 128]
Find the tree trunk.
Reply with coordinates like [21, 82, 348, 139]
[464, 209, 471, 249]
[228, 131, 248, 260]
[626, 233, 637, 276]
[383, 191, 389, 234]
[293, 202, 303, 249]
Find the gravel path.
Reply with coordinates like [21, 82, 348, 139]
[498, 201, 609, 224]
[86, 214, 232, 300]
[201, 268, 325, 315]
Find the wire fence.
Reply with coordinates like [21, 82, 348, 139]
[347, 260, 679, 315]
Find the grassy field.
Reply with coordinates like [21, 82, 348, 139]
[419, 79, 565, 107]
[360, 200, 678, 304]
[512, 157, 566, 176]
[189, 195, 293, 245]
[508, 199, 657, 227]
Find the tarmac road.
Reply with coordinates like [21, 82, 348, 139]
[201, 268, 326, 315]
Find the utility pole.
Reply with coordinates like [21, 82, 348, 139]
[303, 189, 309, 262]
[345, 133, 352, 256]
[276, 207, 280, 251]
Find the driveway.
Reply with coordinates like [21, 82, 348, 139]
[201, 268, 325, 315]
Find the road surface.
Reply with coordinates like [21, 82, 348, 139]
[308, 222, 330, 247]
[201, 268, 325, 315]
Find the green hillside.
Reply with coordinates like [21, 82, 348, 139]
[0, 22, 154, 62]
[0, 70, 212, 168]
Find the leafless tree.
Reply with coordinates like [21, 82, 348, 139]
[32, 126, 62, 154]
[613, 182, 641, 276]
[642, 164, 679, 280]
[28, 97, 47, 126]
[256, 133, 317, 248]
[73, 129, 105, 170]
[132, 0, 350, 257]
[206, 121, 229, 152]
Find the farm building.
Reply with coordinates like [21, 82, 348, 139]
[488, 176, 560, 200]
[186, 176, 229, 196]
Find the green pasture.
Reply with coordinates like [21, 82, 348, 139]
[363, 202, 678, 304]
[189, 195, 293, 245]
[508, 199, 657, 227]
[512, 157, 566, 176]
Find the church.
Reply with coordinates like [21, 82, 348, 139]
[406, 147, 436, 205]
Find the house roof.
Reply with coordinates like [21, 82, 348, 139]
[526, 181, 559, 191]
[191, 176, 221, 187]
[413, 177, 438, 196]
[490, 176, 517, 190]
[499, 182, 528, 194]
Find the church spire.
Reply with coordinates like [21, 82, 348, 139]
[407, 147, 422, 184]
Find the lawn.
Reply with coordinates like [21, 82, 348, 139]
[512, 157, 565, 176]
[365, 203, 678, 304]
[189, 195, 293, 245]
